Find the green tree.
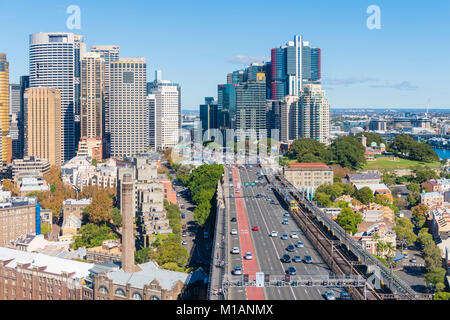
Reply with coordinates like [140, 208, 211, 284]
[354, 187, 375, 205]
[433, 292, 450, 300]
[417, 228, 434, 247]
[330, 136, 366, 170]
[423, 243, 443, 271]
[193, 201, 211, 226]
[407, 183, 421, 194]
[424, 267, 447, 292]
[337, 207, 363, 235]
[412, 204, 428, 228]
[287, 138, 333, 164]
[135, 247, 151, 264]
[393, 217, 417, 250]
[72, 223, 117, 250]
[407, 192, 420, 206]
[413, 166, 439, 184]
[314, 192, 332, 207]
[110, 207, 122, 227]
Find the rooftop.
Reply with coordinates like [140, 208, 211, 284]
[287, 163, 331, 170]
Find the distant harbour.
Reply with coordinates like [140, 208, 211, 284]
[433, 148, 450, 160]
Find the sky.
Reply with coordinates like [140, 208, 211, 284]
[0, 0, 449, 110]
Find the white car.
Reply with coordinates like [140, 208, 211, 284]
[244, 252, 253, 260]
[291, 233, 299, 239]
[231, 229, 238, 235]
[231, 247, 240, 254]
[270, 231, 278, 237]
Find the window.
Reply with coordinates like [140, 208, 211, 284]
[115, 288, 126, 297]
[151, 295, 160, 300]
[99, 286, 108, 294]
[132, 292, 142, 300]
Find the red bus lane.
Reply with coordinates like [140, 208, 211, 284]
[232, 167, 265, 300]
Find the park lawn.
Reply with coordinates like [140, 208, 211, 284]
[363, 157, 440, 170]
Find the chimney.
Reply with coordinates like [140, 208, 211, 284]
[121, 173, 135, 273]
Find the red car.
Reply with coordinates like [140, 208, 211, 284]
[252, 226, 259, 231]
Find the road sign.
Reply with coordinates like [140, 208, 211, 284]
[256, 272, 265, 287]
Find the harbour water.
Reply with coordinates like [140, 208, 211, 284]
[433, 148, 450, 160]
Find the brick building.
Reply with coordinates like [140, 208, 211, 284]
[283, 163, 333, 190]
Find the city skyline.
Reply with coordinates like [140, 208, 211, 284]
[0, 0, 449, 109]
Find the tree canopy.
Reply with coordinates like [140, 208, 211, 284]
[354, 187, 375, 205]
[390, 134, 439, 162]
[337, 207, 363, 235]
[72, 223, 117, 250]
[330, 136, 366, 170]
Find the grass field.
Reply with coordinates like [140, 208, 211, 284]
[363, 157, 440, 170]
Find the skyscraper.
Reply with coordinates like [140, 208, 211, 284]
[9, 84, 21, 160]
[200, 97, 218, 139]
[90, 45, 120, 156]
[147, 94, 156, 148]
[0, 54, 11, 164]
[24, 87, 62, 166]
[110, 58, 148, 157]
[80, 52, 104, 140]
[297, 84, 330, 145]
[235, 72, 267, 138]
[18, 76, 29, 160]
[29, 33, 86, 161]
[149, 73, 180, 148]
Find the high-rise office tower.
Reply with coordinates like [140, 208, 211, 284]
[269, 35, 321, 100]
[150, 73, 180, 148]
[120, 173, 135, 273]
[110, 58, 148, 157]
[17, 76, 29, 160]
[9, 84, 20, 160]
[235, 72, 267, 138]
[29, 33, 85, 162]
[297, 84, 330, 145]
[200, 97, 218, 139]
[217, 84, 236, 130]
[0, 54, 11, 164]
[24, 87, 62, 166]
[80, 52, 104, 140]
[147, 94, 156, 148]
[90, 45, 120, 156]
[267, 95, 299, 143]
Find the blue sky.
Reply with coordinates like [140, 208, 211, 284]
[1, 0, 449, 109]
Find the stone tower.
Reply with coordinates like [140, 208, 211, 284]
[121, 173, 135, 273]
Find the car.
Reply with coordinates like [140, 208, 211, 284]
[180, 204, 185, 209]
[410, 257, 417, 263]
[281, 234, 289, 240]
[293, 255, 302, 263]
[252, 226, 259, 231]
[283, 212, 290, 217]
[231, 217, 237, 222]
[231, 229, 238, 235]
[286, 266, 297, 275]
[303, 255, 312, 264]
[231, 247, 240, 254]
[286, 244, 295, 252]
[182, 232, 187, 237]
[324, 290, 336, 300]
[203, 232, 209, 239]
[282, 219, 289, 225]
[233, 266, 243, 275]
[296, 241, 304, 248]
[281, 254, 291, 263]
[291, 233, 299, 239]
[270, 231, 278, 237]
[271, 200, 276, 204]
[244, 252, 253, 260]
[182, 240, 187, 245]
[266, 197, 271, 201]
[340, 290, 352, 300]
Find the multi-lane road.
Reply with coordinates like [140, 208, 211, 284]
[226, 165, 345, 300]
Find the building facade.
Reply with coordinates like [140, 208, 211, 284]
[0, 53, 11, 164]
[283, 162, 333, 190]
[110, 58, 148, 157]
[24, 87, 62, 166]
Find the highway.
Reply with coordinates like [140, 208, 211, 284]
[226, 165, 344, 300]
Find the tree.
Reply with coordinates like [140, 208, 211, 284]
[337, 207, 363, 235]
[433, 292, 450, 300]
[381, 170, 396, 186]
[287, 138, 333, 164]
[375, 194, 392, 206]
[86, 191, 114, 224]
[393, 217, 417, 250]
[407, 192, 420, 207]
[423, 243, 443, 271]
[417, 228, 434, 247]
[72, 223, 117, 249]
[135, 247, 150, 264]
[330, 136, 366, 170]
[389, 134, 439, 162]
[413, 166, 438, 184]
[110, 207, 122, 227]
[412, 204, 429, 228]
[314, 192, 332, 208]
[2, 179, 19, 196]
[354, 187, 375, 205]
[424, 267, 447, 292]
[407, 183, 421, 194]
[194, 201, 211, 226]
